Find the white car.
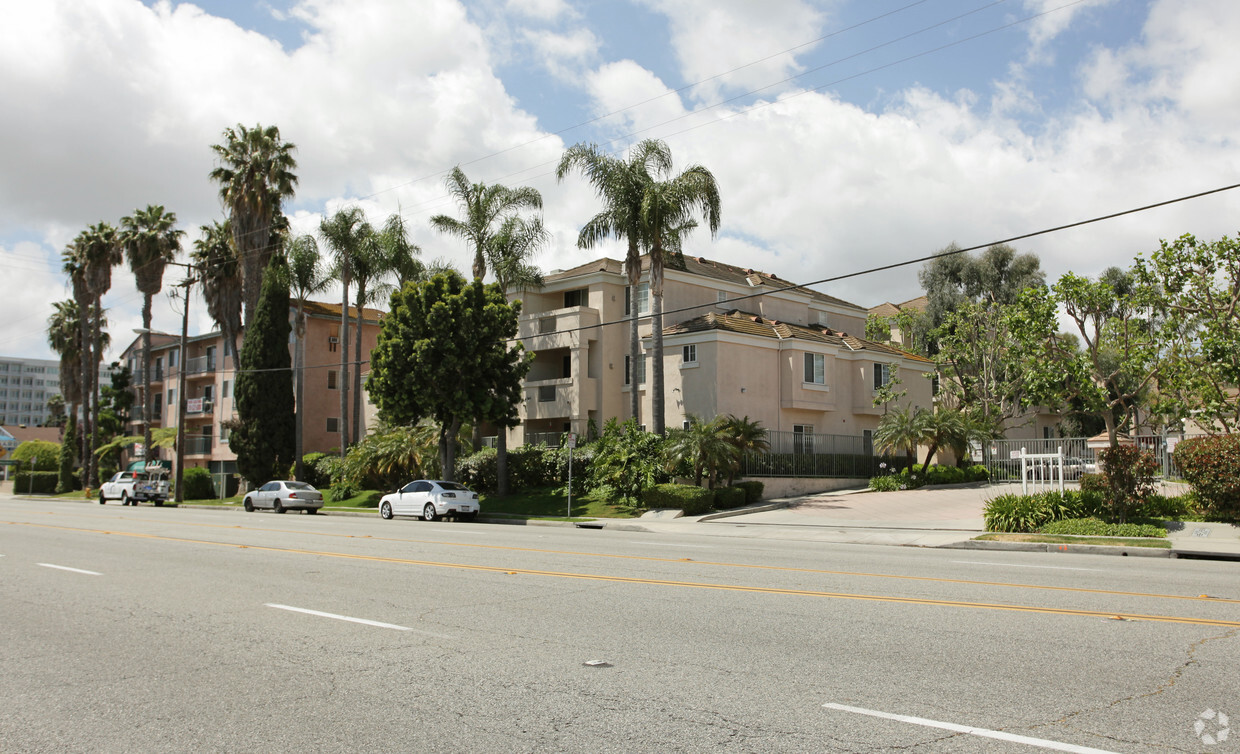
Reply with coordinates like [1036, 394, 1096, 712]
[243, 480, 323, 514]
[379, 480, 480, 522]
[99, 470, 170, 506]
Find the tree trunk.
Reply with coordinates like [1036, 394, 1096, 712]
[90, 297, 105, 487]
[79, 302, 92, 490]
[626, 246, 641, 424]
[339, 266, 351, 457]
[496, 425, 508, 497]
[650, 249, 665, 435]
[440, 418, 462, 482]
[352, 286, 364, 445]
[142, 296, 154, 465]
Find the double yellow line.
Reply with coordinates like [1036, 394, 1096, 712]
[8, 518, 1240, 628]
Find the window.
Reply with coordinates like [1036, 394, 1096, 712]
[564, 288, 587, 308]
[167, 389, 176, 406]
[206, 345, 216, 370]
[168, 349, 178, 368]
[873, 363, 892, 390]
[328, 370, 338, 390]
[717, 290, 727, 304]
[624, 282, 650, 316]
[803, 353, 825, 384]
[624, 354, 646, 385]
[562, 355, 571, 378]
[327, 417, 339, 433]
[222, 380, 230, 398]
[682, 345, 697, 364]
[931, 373, 940, 396]
[539, 316, 556, 334]
[538, 385, 556, 402]
[683, 420, 690, 430]
[220, 424, 230, 444]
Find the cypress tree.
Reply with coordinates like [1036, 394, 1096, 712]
[231, 255, 295, 486]
[56, 414, 77, 493]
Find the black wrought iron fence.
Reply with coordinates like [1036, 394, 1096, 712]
[740, 430, 885, 478]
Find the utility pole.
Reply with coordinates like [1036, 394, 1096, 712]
[173, 274, 194, 504]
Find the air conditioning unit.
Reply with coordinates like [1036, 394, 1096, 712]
[328, 336, 339, 344]
[202, 399, 214, 411]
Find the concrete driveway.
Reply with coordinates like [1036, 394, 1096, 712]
[729, 484, 993, 531]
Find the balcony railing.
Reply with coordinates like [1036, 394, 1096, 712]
[184, 436, 213, 456]
[185, 356, 217, 376]
[185, 398, 214, 416]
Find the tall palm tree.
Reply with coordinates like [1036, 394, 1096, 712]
[346, 222, 402, 445]
[484, 214, 547, 497]
[282, 234, 333, 480]
[47, 299, 83, 457]
[375, 213, 425, 291]
[557, 140, 672, 425]
[191, 220, 243, 365]
[639, 158, 721, 435]
[319, 206, 371, 457]
[79, 221, 123, 486]
[209, 123, 298, 329]
[121, 205, 184, 465]
[62, 246, 93, 487]
[430, 165, 543, 282]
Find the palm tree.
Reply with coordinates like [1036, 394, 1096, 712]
[639, 157, 721, 435]
[484, 214, 547, 497]
[120, 204, 184, 465]
[47, 299, 83, 458]
[283, 234, 332, 480]
[79, 221, 123, 486]
[346, 221, 403, 445]
[873, 405, 929, 471]
[919, 408, 967, 468]
[430, 166, 543, 283]
[557, 140, 672, 425]
[663, 414, 737, 488]
[319, 207, 371, 457]
[375, 213, 425, 291]
[209, 123, 298, 329]
[721, 414, 769, 486]
[61, 248, 93, 487]
[191, 220, 243, 366]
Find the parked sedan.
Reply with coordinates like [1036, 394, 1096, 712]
[379, 480, 480, 522]
[243, 480, 324, 514]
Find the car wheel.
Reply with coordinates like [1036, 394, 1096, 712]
[273, 499, 285, 514]
[121, 492, 130, 507]
[243, 498, 254, 512]
[305, 508, 317, 515]
[380, 502, 393, 520]
[99, 491, 106, 505]
[423, 503, 437, 522]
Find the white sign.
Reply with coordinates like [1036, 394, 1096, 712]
[567, 433, 577, 449]
[1009, 450, 1021, 459]
[186, 397, 203, 413]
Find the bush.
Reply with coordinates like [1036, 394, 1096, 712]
[907, 464, 967, 486]
[13, 471, 59, 494]
[457, 447, 498, 492]
[713, 486, 746, 509]
[1098, 445, 1158, 523]
[328, 481, 358, 502]
[869, 474, 910, 491]
[641, 483, 714, 515]
[1079, 473, 1106, 493]
[733, 480, 764, 503]
[984, 490, 1107, 532]
[1137, 493, 1196, 520]
[13, 440, 60, 471]
[965, 465, 989, 482]
[1039, 517, 1167, 538]
[1174, 435, 1240, 517]
[180, 467, 216, 500]
[301, 452, 332, 488]
[589, 419, 670, 504]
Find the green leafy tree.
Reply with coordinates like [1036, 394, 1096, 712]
[918, 407, 967, 468]
[866, 310, 934, 356]
[933, 301, 1030, 433]
[209, 123, 298, 329]
[230, 255, 296, 486]
[121, 204, 183, 461]
[47, 300, 83, 436]
[919, 243, 1045, 341]
[588, 418, 669, 505]
[44, 394, 66, 428]
[1133, 232, 1240, 433]
[13, 441, 60, 471]
[663, 414, 737, 488]
[366, 272, 530, 482]
[1008, 268, 1161, 446]
[97, 364, 134, 471]
[69, 221, 121, 487]
[58, 242, 92, 488]
[558, 140, 672, 424]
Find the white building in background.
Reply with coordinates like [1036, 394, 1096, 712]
[0, 356, 118, 428]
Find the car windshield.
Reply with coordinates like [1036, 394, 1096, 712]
[284, 482, 315, 490]
[437, 482, 470, 491]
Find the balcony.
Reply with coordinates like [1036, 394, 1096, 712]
[524, 378, 576, 421]
[185, 356, 217, 378]
[518, 307, 599, 351]
[186, 398, 214, 416]
[184, 436, 213, 456]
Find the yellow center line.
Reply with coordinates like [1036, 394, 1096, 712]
[8, 520, 1240, 628]
[16, 511, 1237, 606]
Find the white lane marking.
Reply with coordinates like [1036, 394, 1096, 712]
[823, 703, 1118, 753]
[951, 561, 1097, 572]
[37, 563, 102, 576]
[265, 603, 413, 632]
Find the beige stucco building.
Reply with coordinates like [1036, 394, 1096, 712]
[120, 302, 383, 477]
[507, 254, 935, 449]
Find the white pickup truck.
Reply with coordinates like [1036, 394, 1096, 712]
[99, 469, 171, 506]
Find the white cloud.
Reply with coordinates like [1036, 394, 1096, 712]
[505, 0, 573, 21]
[521, 27, 601, 81]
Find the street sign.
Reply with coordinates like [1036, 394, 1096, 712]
[567, 433, 577, 449]
[0, 459, 18, 466]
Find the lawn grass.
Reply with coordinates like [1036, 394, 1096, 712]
[479, 486, 636, 519]
[976, 533, 1171, 549]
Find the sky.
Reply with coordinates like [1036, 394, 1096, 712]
[2, 0, 1239, 364]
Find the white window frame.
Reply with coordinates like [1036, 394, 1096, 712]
[624, 354, 646, 386]
[873, 362, 892, 391]
[803, 353, 825, 385]
[682, 344, 697, 365]
[625, 283, 650, 316]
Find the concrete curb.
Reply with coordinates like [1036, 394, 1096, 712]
[698, 501, 791, 521]
[943, 540, 1171, 557]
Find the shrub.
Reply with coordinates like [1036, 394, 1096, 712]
[13, 471, 59, 494]
[1174, 435, 1240, 517]
[551, 444, 594, 497]
[1079, 473, 1106, 493]
[965, 464, 989, 482]
[180, 467, 216, 500]
[869, 475, 910, 492]
[589, 419, 669, 504]
[301, 452, 331, 488]
[1038, 517, 1167, 538]
[457, 447, 498, 492]
[1137, 493, 1196, 521]
[641, 483, 714, 516]
[13, 440, 60, 471]
[984, 490, 1107, 532]
[908, 464, 967, 486]
[328, 481, 358, 502]
[733, 480, 764, 503]
[713, 486, 746, 509]
[1098, 445, 1158, 523]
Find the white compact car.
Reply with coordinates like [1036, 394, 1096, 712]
[379, 480, 480, 522]
[243, 481, 324, 514]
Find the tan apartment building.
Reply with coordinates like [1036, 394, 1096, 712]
[120, 302, 383, 477]
[508, 254, 935, 449]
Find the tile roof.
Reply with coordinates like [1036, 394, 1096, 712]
[301, 301, 386, 322]
[869, 295, 929, 316]
[1, 425, 63, 444]
[544, 253, 864, 310]
[663, 309, 932, 363]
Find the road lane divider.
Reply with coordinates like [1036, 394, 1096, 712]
[822, 703, 1118, 753]
[265, 604, 411, 631]
[7, 521, 1240, 628]
[37, 563, 101, 576]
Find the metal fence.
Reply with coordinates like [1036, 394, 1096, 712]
[977, 435, 1177, 484]
[740, 430, 888, 478]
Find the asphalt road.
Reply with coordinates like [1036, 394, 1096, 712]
[2, 497, 1238, 753]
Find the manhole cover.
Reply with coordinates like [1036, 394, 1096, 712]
[1193, 528, 1212, 538]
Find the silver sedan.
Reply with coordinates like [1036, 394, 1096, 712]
[243, 481, 324, 514]
[379, 480, 480, 522]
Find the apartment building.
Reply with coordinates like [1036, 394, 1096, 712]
[507, 254, 935, 448]
[119, 302, 383, 477]
[0, 356, 63, 427]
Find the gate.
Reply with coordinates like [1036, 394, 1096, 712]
[978, 435, 1176, 485]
